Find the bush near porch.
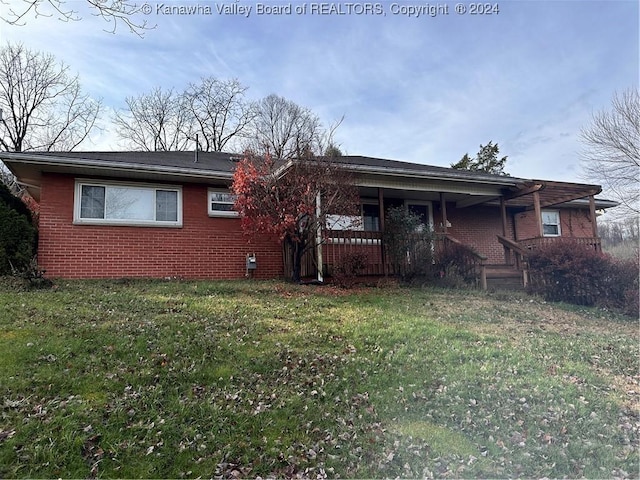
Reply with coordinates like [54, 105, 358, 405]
[527, 241, 639, 317]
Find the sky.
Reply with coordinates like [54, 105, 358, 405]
[0, 0, 638, 184]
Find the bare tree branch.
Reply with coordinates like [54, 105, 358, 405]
[581, 87, 640, 218]
[114, 87, 193, 151]
[1, 0, 154, 36]
[115, 78, 255, 153]
[244, 94, 325, 160]
[184, 77, 255, 152]
[0, 42, 102, 153]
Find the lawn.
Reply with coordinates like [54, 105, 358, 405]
[0, 279, 638, 478]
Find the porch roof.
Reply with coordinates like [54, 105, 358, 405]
[330, 157, 616, 210]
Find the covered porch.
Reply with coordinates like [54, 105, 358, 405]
[295, 173, 614, 288]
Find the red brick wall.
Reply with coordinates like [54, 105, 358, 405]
[514, 208, 595, 240]
[38, 173, 283, 279]
[439, 203, 514, 264]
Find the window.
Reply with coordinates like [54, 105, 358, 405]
[326, 214, 362, 230]
[406, 201, 434, 232]
[327, 202, 380, 231]
[542, 210, 561, 237]
[74, 181, 182, 226]
[208, 189, 238, 217]
[362, 204, 380, 231]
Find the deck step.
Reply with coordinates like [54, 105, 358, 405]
[484, 264, 525, 290]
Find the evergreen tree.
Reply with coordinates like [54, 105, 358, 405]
[451, 141, 508, 175]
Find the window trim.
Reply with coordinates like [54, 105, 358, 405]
[208, 188, 238, 218]
[73, 179, 182, 227]
[541, 209, 561, 237]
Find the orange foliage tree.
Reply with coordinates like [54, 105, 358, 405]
[232, 152, 360, 282]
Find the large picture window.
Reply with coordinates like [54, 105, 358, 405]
[74, 180, 182, 226]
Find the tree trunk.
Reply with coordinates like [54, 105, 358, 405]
[287, 236, 306, 283]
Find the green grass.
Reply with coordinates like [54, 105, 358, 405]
[0, 279, 638, 478]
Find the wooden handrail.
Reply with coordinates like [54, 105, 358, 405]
[438, 233, 488, 262]
[437, 233, 488, 289]
[496, 235, 529, 287]
[496, 235, 528, 257]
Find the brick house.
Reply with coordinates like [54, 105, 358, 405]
[1, 151, 616, 286]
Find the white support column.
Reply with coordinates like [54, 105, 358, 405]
[315, 191, 323, 283]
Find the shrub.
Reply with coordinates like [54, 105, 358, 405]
[382, 206, 435, 282]
[603, 254, 639, 317]
[527, 241, 639, 317]
[0, 190, 37, 275]
[331, 251, 368, 288]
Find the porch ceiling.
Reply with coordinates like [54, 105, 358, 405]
[358, 186, 495, 204]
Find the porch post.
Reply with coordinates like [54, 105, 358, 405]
[378, 187, 387, 275]
[589, 195, 600, 251]
[439, 192, 448, 234]
[500, 196, 511, 264]
[315, 191, 323, 283]
[533, 190, 544, 237]
[378, 187, 385, 231]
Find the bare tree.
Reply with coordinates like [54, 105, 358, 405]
[1, 0, 153, 36]
[245, 94, 329, 160]
[114, 87, 193, 151]
[0, 42, 101, 152]
[184, 77, 255, 152]
[581, 88, 639, 217]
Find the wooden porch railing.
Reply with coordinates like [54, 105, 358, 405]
[293, 229, 489, 287]
[497, 235, 530, 287]
[325, 230, 385, 276]
[518, 236, 602, 252]
[437, 233, 488, 289]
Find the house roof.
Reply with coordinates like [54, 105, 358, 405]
[0, 151, 618, 210]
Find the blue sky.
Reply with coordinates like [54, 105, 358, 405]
[1, 0, 638, 183]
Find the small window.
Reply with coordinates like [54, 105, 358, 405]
[208, 189, 238, 217]
[362, 204, 380, 232]
[74, 181, 182, 227]
[542, 210, 561, 237]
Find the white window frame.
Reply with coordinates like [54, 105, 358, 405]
[542, 209, 561, 237]
[208, 188, 238, 218]
[73, 179, 182, 227]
